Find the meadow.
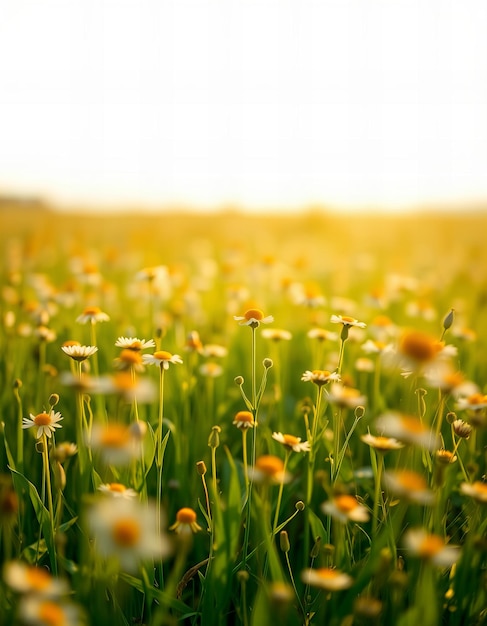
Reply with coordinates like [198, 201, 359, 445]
[0, 205, 486, 625]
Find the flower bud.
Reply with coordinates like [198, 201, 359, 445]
[234, 376, 244, 386]
[295, 500, 305, 511]
[208, 425, 222, 449]
[443, 308, 454, 331]
[263, 358, 273, 369]
[280, 531, 290, 553]
[49, 393, 60, 408]
[196, 460, 207, 475]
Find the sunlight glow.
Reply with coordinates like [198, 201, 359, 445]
[1, 0, 487, 212]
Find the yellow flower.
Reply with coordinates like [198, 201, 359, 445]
[250, 455, 290, 484]
[169, 507, 202, 534]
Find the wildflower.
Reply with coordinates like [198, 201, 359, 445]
[403, 528, 460, 567]
[199, 362, 223, 377]
[435, 450, 457, 465]
[53, 442, 78, 464]
[425, 365, 476, 397]
[234, 308, 274, 328]
[61, 344, 98, 362]
[34, 326, 57, 343]
[115, 337, 155, 351]
[397, 329, 442, 368]
[361, 339, 392, 355]
[87, 498, 171, 572]
[360, 433, 404, 453]
[301, 567, 353, 591]
[113, 349, 145, 372]
[135, 265, 168, 283]
[233, 410, 255, 429]
[261, 328, 292, 341]
[142, 350, 183, 369]
[321, 494, 370, 523]
[369, 315, 398, 340]
[18, 596, 86, 626]
[383, 469, 435, 505]
[301, 370, 341, 386]
[452, 419, 473, 439]
[22, 410, 63, 439]
[169, 507, 202, 534]
[3, 561, 69, 596]
[250, 455, 290, 485]
[272, 432, 311, 453]
[98, 483, 138, 499]
[307, 328, 339, 342]
[330, 314, 367, 329]
[201, 343, 228, 358]
[460, 481, 487, 504]
[89, 422, 139, 466]
[184, 330, 204, 353]
[375, 412, 440, 451]
[456, 392, 487, 412]
[76, 306, 110, 324]
[95, 374, 156, 403]
[328, 383, 366, 409]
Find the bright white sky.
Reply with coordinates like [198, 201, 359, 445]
[1, 0, 487, 212]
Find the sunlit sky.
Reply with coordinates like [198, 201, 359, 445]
[1, 0, 487, 213]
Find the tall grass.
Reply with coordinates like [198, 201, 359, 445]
[0, 206, 486, 626]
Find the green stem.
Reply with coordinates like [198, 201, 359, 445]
[272, 450, 290, 534]
[41, 433, 57, 575]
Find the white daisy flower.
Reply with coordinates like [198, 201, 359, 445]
[76, 306, 110, 324]
[301, 370, 341, 385]
[115, 337, 156, 351]
[375, 412, 440, 451]
[61, 344, 98, 362]
[3, 561, 69, 596]
[330, 314, 367, 328]
[22, 410, 63, 439]
[272, 432, 311, 453]
[383, 469, 435, 505]
[460, 481, 487, 504]
[19, 596, 86, 626]
[98, 483, 138, 499]
[234, 308, 274, 328]
[321, 494, 370, 524]
[142, 350, 183, 369]
[301, 567, 353, 591]
[403, 528, 460, 567]
[87, 498, 171, 573]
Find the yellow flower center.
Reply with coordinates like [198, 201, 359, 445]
[372, 315, 392, 327]
[315, 568, 340, 580]
[153, 350, 172, 361]
[100, 425, 131, 448]
[62, 340, 81, 347]
[82, 306, 101, 316]
[108, 483, 126, 493]
[399, 330, 438, 362]
[335, 495, 359, 513]
[396, 470, 428, 491]
[313, 370, 330, 377]
[255, 455, 284, 476]
[341, 316, 356, 324]
[176, 507, 197, 524]
[34, 413, 51, 426]
[418, 534, 445, 558]
[373, 436, 394, 449]
[119, 349, 143, 364]
[244, 308, 264, 321]
[113, 373, 137, 390]
[444, 372, 464, 388]
[25, 567, 52, 590]
[235, 411, 254, 424]
[400, 415, 427, 433]
[467, 393, 487, 405]
[112, 518, 141, 547]
[38, 601, 65, 626]
[283, 434, 300, 446]
[127, 340, 142, 350]
[472, 481, 487, 495]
